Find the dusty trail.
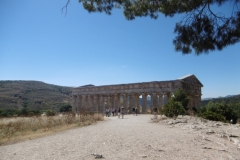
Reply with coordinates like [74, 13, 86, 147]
[1, 115, 240, 160]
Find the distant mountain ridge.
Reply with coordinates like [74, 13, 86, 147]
[202, 95, 238, 100]
[0, 80, 72, 111]
[201, 94, 240, 106]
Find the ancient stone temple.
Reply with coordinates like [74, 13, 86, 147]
[72, 74, 203, 114]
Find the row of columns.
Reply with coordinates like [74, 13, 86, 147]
[72, 93, 172, 114]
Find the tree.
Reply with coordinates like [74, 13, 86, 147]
[171, 88, 190, 111]
[162, 100, 185, 119]
[60, 104, 72, 112]
[20, 101, 29, 116]
[161, 88, 190, 118]
[64, 0, 240, 55]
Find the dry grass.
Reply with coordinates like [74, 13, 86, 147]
[0, 112, 104, 145]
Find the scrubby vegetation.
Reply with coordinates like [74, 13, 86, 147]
[161, 89, 240, 123]
[0, 111, 104, 145]
[161, 88, 189, 118]
[60, 104, 72, 112]
[0, 103, 73, 117]
[197, 101, 239, 124]
[199, 95, 240, 124]
[0, 108, 41, 117]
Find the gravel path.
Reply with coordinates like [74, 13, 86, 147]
[1, 115, 240, 160]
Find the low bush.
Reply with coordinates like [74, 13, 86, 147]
[46, 110, 55, 116]
[161, 100, 185, 119]
[0, 108, 41, 117]
[197, 101, 238, 123]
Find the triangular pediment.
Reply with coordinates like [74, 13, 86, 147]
[177, 74, 203, 87]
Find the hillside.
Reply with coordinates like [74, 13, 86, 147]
[0, 81, 72, 111]
[201, 94, 240, 106]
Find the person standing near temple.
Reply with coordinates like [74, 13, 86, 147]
[112, 108, 115, 116]
[121, 106, 125, 119]
[106, 108, 109, 117]
[132, 106, 135, 115]
[135, 107, 138, 116]
[118, 107, 121, 119]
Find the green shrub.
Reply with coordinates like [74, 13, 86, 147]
[201, 111, 226, 122]
[46, 110, 55, 116]
[162, 100, 185, 119]
[171, 88, 190, 111]
[60, 104, 72, 112]
[20, 108, 29, 116]
[198, 101, 238, 123]
[161, 88, 189, 118]
[0, 109, 19, 117]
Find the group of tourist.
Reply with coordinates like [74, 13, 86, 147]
[132, 107, 138, 116]
[105, 107, 125, 119]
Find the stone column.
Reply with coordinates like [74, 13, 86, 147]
[99, 95, 104, 114]
[72, 95, 77, 112]
[81, 95, 86, 111]
[90, 95, 94, 112]
[163, 93, 170, 105]
[106, 95, 110, 109]
[135, 93, 139, 111]
[103, 95, 107, 111]
[84, 95, 88, 110]
[78, 95, 82, 113]
[158, 94, 163, 108]
[87, 95, 93, 112]
[129, 94, 135, 114]
[107, 95, 113, 109]
[152, 92, 157, 109]
[113, 94, 117, 109]
[93, 95, 98, 113]
[117, 94, 121, 109]
[76, 95, 79, 114]
[196, 95, 201, 108]
[150, 94, 153, 111]
[142, 93, 147, 114]
[123, 93, 128, 113]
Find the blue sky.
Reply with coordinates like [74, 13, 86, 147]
[0, 0, 240, 99]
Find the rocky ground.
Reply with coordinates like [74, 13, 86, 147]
[1, 114, 240, 160]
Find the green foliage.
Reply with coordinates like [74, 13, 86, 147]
[0, 108, 40, 117]
[171, 88, 190, 111]
[20, 107, 29, 116]
[200, 111, 226, 122]
[161, 88, 189, 118]
[198, 101, 239, 123]
[60, 104, 72, 112]
[0, 109, 19, 117]
[77, 0, 240, 54]
[46, 110, 55, 116]
[162, 100, 185, 118]
[202, 95, 240, 119]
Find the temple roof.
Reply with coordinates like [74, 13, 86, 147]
[177, 74, 203, 87]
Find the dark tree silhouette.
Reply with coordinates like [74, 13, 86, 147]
[63, 0, 240, 55]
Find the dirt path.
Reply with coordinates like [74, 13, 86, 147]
[1, 115, 240, 160]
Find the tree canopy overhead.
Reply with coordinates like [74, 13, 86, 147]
[65, 0, 240, 55]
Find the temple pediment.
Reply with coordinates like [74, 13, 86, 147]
[177, 74, 203, 87]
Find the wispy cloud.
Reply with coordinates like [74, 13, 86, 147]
[122, 65, 127, 68]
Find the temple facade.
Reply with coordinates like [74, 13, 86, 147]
[72, 74, 203, 114]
